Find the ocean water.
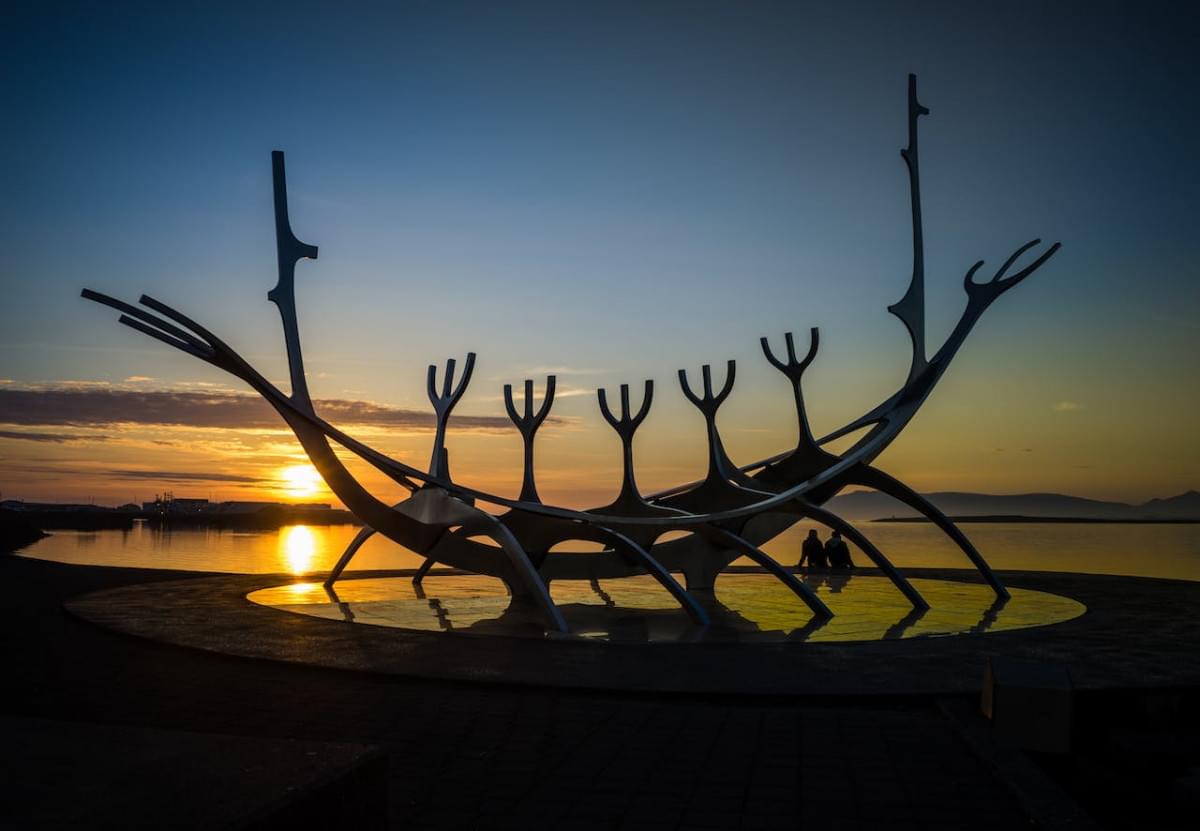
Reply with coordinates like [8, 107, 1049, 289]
[17, 519, 1200, 582]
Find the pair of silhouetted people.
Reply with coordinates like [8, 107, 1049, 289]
[798, 529, 854, 570]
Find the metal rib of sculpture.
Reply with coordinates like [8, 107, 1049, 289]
[83, 76, 1059, 634]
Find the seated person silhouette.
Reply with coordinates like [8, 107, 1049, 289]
[798, 529, 827, 569]
[825, 530, 854, 570]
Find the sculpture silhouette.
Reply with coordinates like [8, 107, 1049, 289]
[83, 76, 1059, 634]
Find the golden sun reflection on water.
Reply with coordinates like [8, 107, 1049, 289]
[17, 522, 1200, 582]
[280, 525, 316, 575]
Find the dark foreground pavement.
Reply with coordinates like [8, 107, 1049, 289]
[0, 556, 1101, 829]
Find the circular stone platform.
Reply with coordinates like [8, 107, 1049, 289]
[64, 568, 1200, 696]
[248, 574, 1084, 643]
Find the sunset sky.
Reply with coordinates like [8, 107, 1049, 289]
[2, 1, 1197, 508]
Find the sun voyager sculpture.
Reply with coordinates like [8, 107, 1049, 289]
[84, 76, 1059, 634]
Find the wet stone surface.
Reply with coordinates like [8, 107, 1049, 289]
[64, 566, 1200, 696]
[249, 573, 1085, 643]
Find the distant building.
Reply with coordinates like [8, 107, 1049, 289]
[140, 494, 332, 516]
[142, 493, 210, 515]
[214, 501, 331, 514]
[1, 500, 110, 513]
[211, 501, 276, 515]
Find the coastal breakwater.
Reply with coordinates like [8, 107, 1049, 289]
[1, 505, 359, 537]
[0, 511, 47, 552]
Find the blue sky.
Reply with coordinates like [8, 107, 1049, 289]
[1, 1, 1196, 504]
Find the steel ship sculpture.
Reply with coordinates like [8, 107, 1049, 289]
[84, 76, 1060, 633]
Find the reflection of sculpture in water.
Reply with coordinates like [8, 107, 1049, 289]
[884, 606, 928, 640]
[84, 75, 1061, 635]
[323, 584, 355, 622]
[968, 594, 1011, 635]
[806, 572, 852, 594]
[312, 574, 1031, 644]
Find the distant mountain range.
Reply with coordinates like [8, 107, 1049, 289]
[827, 490, 1200, 521]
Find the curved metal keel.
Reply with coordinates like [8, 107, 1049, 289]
[703, 526, 833, 619]
[324, 525, 376, 587]
[793, 500, 929, 611]
[594, 527, 710, 626]
[480, 521, 569, 634]
[852, 464, 1009, 599]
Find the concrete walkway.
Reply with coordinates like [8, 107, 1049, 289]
[1, 556, 1082, 829]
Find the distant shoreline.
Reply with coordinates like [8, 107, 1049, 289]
[872, 515, 1200, 524]
[1, 507, 360, 532]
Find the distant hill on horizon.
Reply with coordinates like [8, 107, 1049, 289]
[827, 489, 1200, 521]
[6, 490, 1198, 524]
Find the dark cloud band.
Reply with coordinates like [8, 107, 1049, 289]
[0, 429, 109, 443]
[108, 469, 263, 483]
[0, 388, 521, 432]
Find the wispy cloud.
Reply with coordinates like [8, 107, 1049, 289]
[0, 385, 532, 432]
[1, 463, 266, 486]
[1052, 401, 1082, 412]
[108, 469, 264, 483]
[520, 365, 608, 376]
[0, 429, 110, 444]
[477, 384, 594, 403]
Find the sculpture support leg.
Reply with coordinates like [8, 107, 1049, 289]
[594, 527, 710, 626]
[324, 525, 376, 587]
[412, 556, 435, 587]
[680, 549, 726, 593]
[324, 496, 451, 592]
[476, 521, 569, 634]
[703, 526, 833, 619]
[852, 464, 1009, 599]
[794, 500, 930, 611]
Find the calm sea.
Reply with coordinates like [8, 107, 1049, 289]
[16, 520, 1200, 582]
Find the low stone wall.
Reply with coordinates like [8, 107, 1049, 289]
[0, 510, 47, 552]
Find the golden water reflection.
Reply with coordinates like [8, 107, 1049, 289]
[248, 574, 1086, 643]
[280, 525, 316, 575]
[19, 521, 1200, 582]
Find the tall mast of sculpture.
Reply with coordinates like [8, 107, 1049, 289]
[889, 73, 930, 385]
[268, 151, 320, 411]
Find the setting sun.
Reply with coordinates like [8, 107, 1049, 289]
[279, 464, 323, 498]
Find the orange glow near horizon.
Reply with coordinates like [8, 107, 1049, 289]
[0, 375, 1196, 508]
